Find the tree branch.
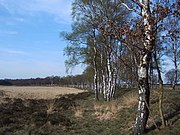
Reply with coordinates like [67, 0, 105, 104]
[121, 3, 141, 16]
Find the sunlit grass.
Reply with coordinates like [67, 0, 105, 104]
[0, 86, 84, 99]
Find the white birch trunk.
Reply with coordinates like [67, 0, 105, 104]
[103, 74, 106, 99]
[106, 54, 112, 101]
[93, 47, 99, 100]
[111, 67, 118, 98]
[134, 0, 153, 134]
[100, 51, 107, 99]
[99, 53, 104, 94]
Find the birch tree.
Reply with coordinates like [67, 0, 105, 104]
[104, 0, 175, 133]
[63, 0, 130, 101]
[61, 0, 179, 133]
[99, 0, 154, 132]
[132, 0, 153, 133]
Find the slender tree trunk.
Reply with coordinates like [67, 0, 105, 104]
[172, 39, 177, 90]
[100, 53, 106, 99]
[111, 67, 117, 98]
[93, 47, 99, 100]
[105, 37, 113, 101]
[150, 57, 153, 88]
[153, 17, 166, 127]
[134, 0, 153, 134]
[173, 64, 177, 90]
[106, 53, 112, 101]
[158, 79, 166, 128]
[93, 29, 99, 101]
[153, 52, 166, 128]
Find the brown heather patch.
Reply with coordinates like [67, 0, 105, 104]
[0, 90, 6, 103]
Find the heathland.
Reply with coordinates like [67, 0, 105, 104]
[0, 86, 179, 135]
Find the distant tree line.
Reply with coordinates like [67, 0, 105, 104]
[0, 77, 61, 86]
[0, 73, 94, 89]
[0, 75, 89, 88]
[1, 67, 179, 88]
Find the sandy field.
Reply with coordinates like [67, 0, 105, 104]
[0, 86, 84, 100]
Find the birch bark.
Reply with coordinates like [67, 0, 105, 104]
[93, 28, 99, 101]
[107, 53, 112, 101]
[134, 0, 153, 134]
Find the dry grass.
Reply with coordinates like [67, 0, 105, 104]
[93, 92, 138, 121]
[93, 101, 120, 121]
[46, 100, 57, 114]
[74, 106, 84, 118]
[0, 86, 84, 100]
[121, 92, 138, 108]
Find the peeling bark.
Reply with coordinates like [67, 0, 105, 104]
[134, 0, 153, 134]
[134, 50, 150, 134]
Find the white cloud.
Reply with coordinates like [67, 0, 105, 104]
[0, 48, 27, 56]
[4, 50, 25, 55]
[14, 17, 25, 22]
[0, 30, 18, 35]
[0, 0, 73, 24]
[0, 16, 26, 26]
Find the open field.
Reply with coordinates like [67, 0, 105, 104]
[0, 87, 179, 135]
[0, 86, 85, 100]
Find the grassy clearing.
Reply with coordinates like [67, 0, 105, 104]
[0, 87, 179, 135]
[0, 86, 84, 100]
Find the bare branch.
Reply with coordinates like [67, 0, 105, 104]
[122, 3, 133, 11]
[121, 3, 141, 16]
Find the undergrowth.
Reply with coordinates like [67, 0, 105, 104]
[0, 88, 179, 135]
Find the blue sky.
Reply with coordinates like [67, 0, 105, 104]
[0, 0, 84, 79]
